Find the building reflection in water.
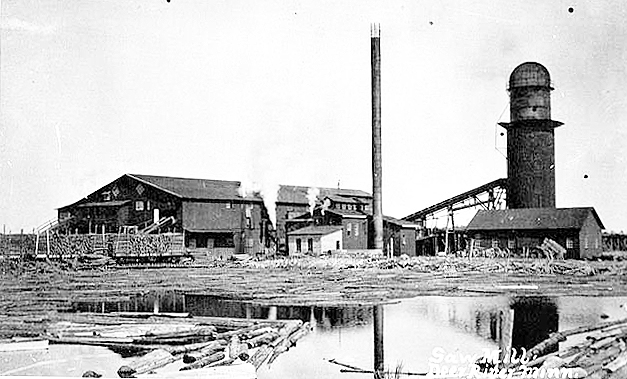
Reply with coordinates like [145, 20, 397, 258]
[184, 294, 374, 329]
[70, 291, 561, 357]
[407, 296, 559, 354]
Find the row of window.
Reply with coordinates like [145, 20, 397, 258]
[346, 222, 360, 237]
[476, 237, 599, 250]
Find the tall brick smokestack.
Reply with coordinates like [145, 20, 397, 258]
[371, 24, 383, 252]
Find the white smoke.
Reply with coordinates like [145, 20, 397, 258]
[306, 187, 320, 216]
[238, 180, 278, 228]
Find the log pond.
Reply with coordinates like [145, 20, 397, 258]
[1, 294, 626, 377]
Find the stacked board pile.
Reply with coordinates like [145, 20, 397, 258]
[46, 313, 310, 377]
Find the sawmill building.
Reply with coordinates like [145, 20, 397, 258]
[466, 207, 604, 259]
[57, 174, 272, 256]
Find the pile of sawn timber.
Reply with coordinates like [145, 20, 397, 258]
[506, 318, 627, 378]
[46, 313, 310, 377]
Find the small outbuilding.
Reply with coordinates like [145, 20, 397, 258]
[287, 225, 343, 256]
[466, 207, 604, 259]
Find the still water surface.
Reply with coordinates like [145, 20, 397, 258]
[2, 294, 626, 377]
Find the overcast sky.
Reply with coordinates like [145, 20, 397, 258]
[1, 0, 626, 232]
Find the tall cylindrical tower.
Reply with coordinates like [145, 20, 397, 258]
[499, 62, 563, 209]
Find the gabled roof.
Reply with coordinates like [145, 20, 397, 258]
[288, 225, 343, 236]
[129, 174, 262, 202]
[277, 185, 371, 205]
[466, 207, 604, 231]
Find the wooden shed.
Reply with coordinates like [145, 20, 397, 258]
[466, 207, 604, 259]
[287, 225, 343, 256]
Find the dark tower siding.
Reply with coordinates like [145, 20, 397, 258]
[507, 127, 555, 208]
[500, 62, 562, 209]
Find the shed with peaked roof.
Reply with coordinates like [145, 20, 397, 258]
[287, 225, 343, 256]
[466, 207, 604, 259]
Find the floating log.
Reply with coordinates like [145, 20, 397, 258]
[133, 335, 214, 346]
[144, 325, 216, 339]
[0, 338, 49, 352]
[528, 318, 627, 358]
[604, 350, 627, 372]
[182, 340, 227, 364]
[267, 322, 310, 365]
[245, 331, 280, 349]
[287, 323, 310, 345]
[179, 351, 225, 371]
[165, 340, 224, 355]
[118, 348, 178, 378]
[244, 327, 276, 339]
[214, 324, 267, 339]
[228, 335, 250, 361]
[248, 345, 273, 370]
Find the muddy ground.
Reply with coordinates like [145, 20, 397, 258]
[1, 256, 627, 338]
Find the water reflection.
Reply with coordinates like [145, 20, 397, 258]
[71, 292, 561, 353]
[46, 294, 627, 379]
[184, 294, 373, 329]
[70, 290, 186, 314]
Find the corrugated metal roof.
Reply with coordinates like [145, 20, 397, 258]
[288, 225, 343, 236]
[129, 174, 262, 202]
[466, 207, 604, 231]
[277, 185, 371, 204]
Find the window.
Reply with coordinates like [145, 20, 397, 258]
[136, 184, 145, 195]
[246, 217, 253, 229]
[347, 223, 352, 236]
[308, 238, 313, 252]
[146, 201, 151, 211]
[584, 237, 589, 249]
[402, 234, 406, 246]
[296, 239, 302, 252]
[246, 238, 254, 248]
[336, 241, 340, 250]
[566, 238, 574, 249]
[508, 238, 516, 249]
[354, 223, 359, 237]
[595, 238, 599, 249]
[135, 201, 144, 211]
[491, 238, 499, 248]
[226, 202, 232, 209]
[102, 191, 111, 201]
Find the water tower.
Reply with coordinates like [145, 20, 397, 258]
[499, 62, 563, 209]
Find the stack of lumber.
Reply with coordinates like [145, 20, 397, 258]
[504, 318, 627, 378]
[46, 314, 311, 377]
[538, 238, 567, 260]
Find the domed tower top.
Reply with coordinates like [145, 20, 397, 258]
[509, 62, 553, 90]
